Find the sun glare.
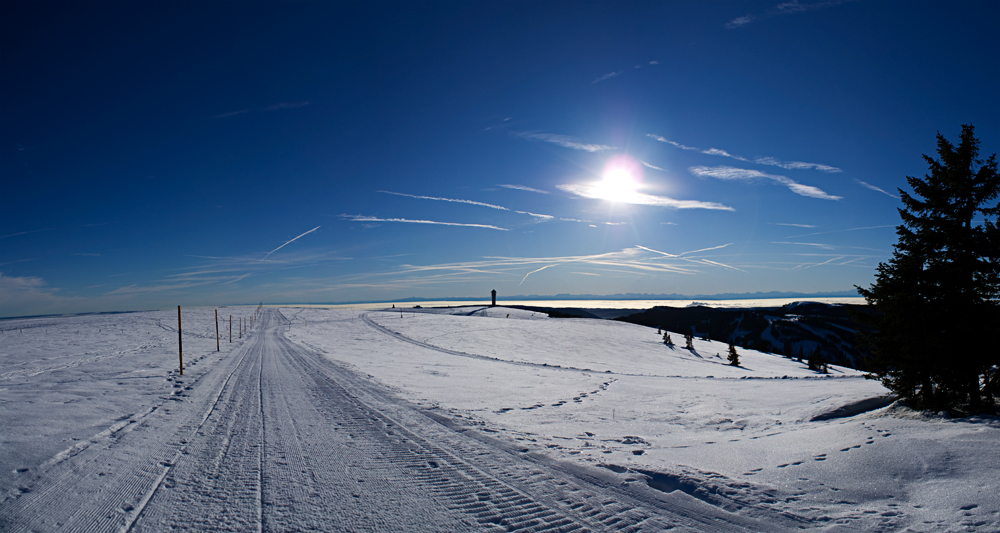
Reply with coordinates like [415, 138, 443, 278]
[591, 157, 643, 203]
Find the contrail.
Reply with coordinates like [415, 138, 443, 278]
[377, 191, 509, 211]
[634, 245, 678, 258]
[263, 226, 320, 260]
[679, 243, 733, 256]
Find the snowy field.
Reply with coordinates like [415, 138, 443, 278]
[1, 305, 997, 531]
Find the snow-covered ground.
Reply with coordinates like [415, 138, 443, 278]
[285, 306, 1000, 531]
[1, 305, 997, 531]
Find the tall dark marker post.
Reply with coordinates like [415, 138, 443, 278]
[491, 289, 496, 307]
[215, 309, 220, 351]
[177, 306, 183, 376]
[229, 315, 232, 343]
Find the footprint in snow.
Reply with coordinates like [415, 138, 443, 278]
[814, 454, 827, 461]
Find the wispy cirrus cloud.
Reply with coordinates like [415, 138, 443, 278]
[769, 222, 817, 228]
[640, 160, 667, 172]
[515, 210, 554, 220]
[516, 132, 616, 152]
[387, 246, 733, 285]
[689, 165, 842, 200]
[635, 244, 744, 272]
[647, 134, 698, 150]
[379, 190, 553, 220]
[726, 0, 855, 29]
[341, 215, 508, 231]
[771, 241, 835, 250]
[378, 191, 509, 211]
[592, 71, 623, 84]
[592, 60, 659, 83]
[556, 183, 735, 211]
[213, 101, 311, 119]
[783, 224, 895, 239]
[855, 179, 899, 199]
[264, 101, 310, 111]
[212, 109, 252, 119]
[1, 228, 54, 240]
[648, 134, 841, 172]
[498, 184, 550, 194]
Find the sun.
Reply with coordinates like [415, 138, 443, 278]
[590, 157, 643, 202]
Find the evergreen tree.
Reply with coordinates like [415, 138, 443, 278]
[808, 347, 825, 373]
[663, 332, 673, 345]
[684, 332, 694, 350]
[727, 343, 740, 366]
[857, 125, 999, 413]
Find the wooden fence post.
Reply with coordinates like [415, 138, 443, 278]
[215, 309, 220, 352]
[177, 306, 184, 376]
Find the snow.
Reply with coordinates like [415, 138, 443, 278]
[287, 306, 1000, 531]
[1, 305, 997, 531]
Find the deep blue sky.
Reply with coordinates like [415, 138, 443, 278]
[2, 0, 998, 316]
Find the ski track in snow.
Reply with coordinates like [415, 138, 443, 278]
[0, 309, 796, 532]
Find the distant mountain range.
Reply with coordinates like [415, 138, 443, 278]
[327, 290, 861, 305]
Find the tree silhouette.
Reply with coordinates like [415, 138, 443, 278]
[857, 125, 999, 413]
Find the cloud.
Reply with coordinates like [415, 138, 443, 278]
[647, 134, 698, 150]
[726, 0, 855, 29]
[299, 244, 742, 296]
[592, 71, 623, 84]
[855, 179, 899, 199]
[265, 101, 310, 111]
[726, 15, 756, 28]
[212, 109, 252, 119]
[0, 228, 54, 240]
[213, 101, 311, 119]
[689, 165, 842, 200]
[263, 226, 321, 260]
[341, 215, 508, 231]
[516, 132, 616, 152]
[556, 184, 735, 211]
[769, 222, 817, 228]
[649, 134, 841, 172]
[635, 243, 744, 271]
[515, 210, 554, 220]
[772, 241, 835, 250]
[497, 184, 550, 194]
[640, 160, 668, 171]
[753, 157, 841, 172]
[378, 191, 509, 211]
[593, 60, 659, 83]
[0, 272, 82, 317]
[783, 224, 895, 239]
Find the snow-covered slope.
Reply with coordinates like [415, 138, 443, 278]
[287, 306, 1000, 531]
[1, 305, 997, 531]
